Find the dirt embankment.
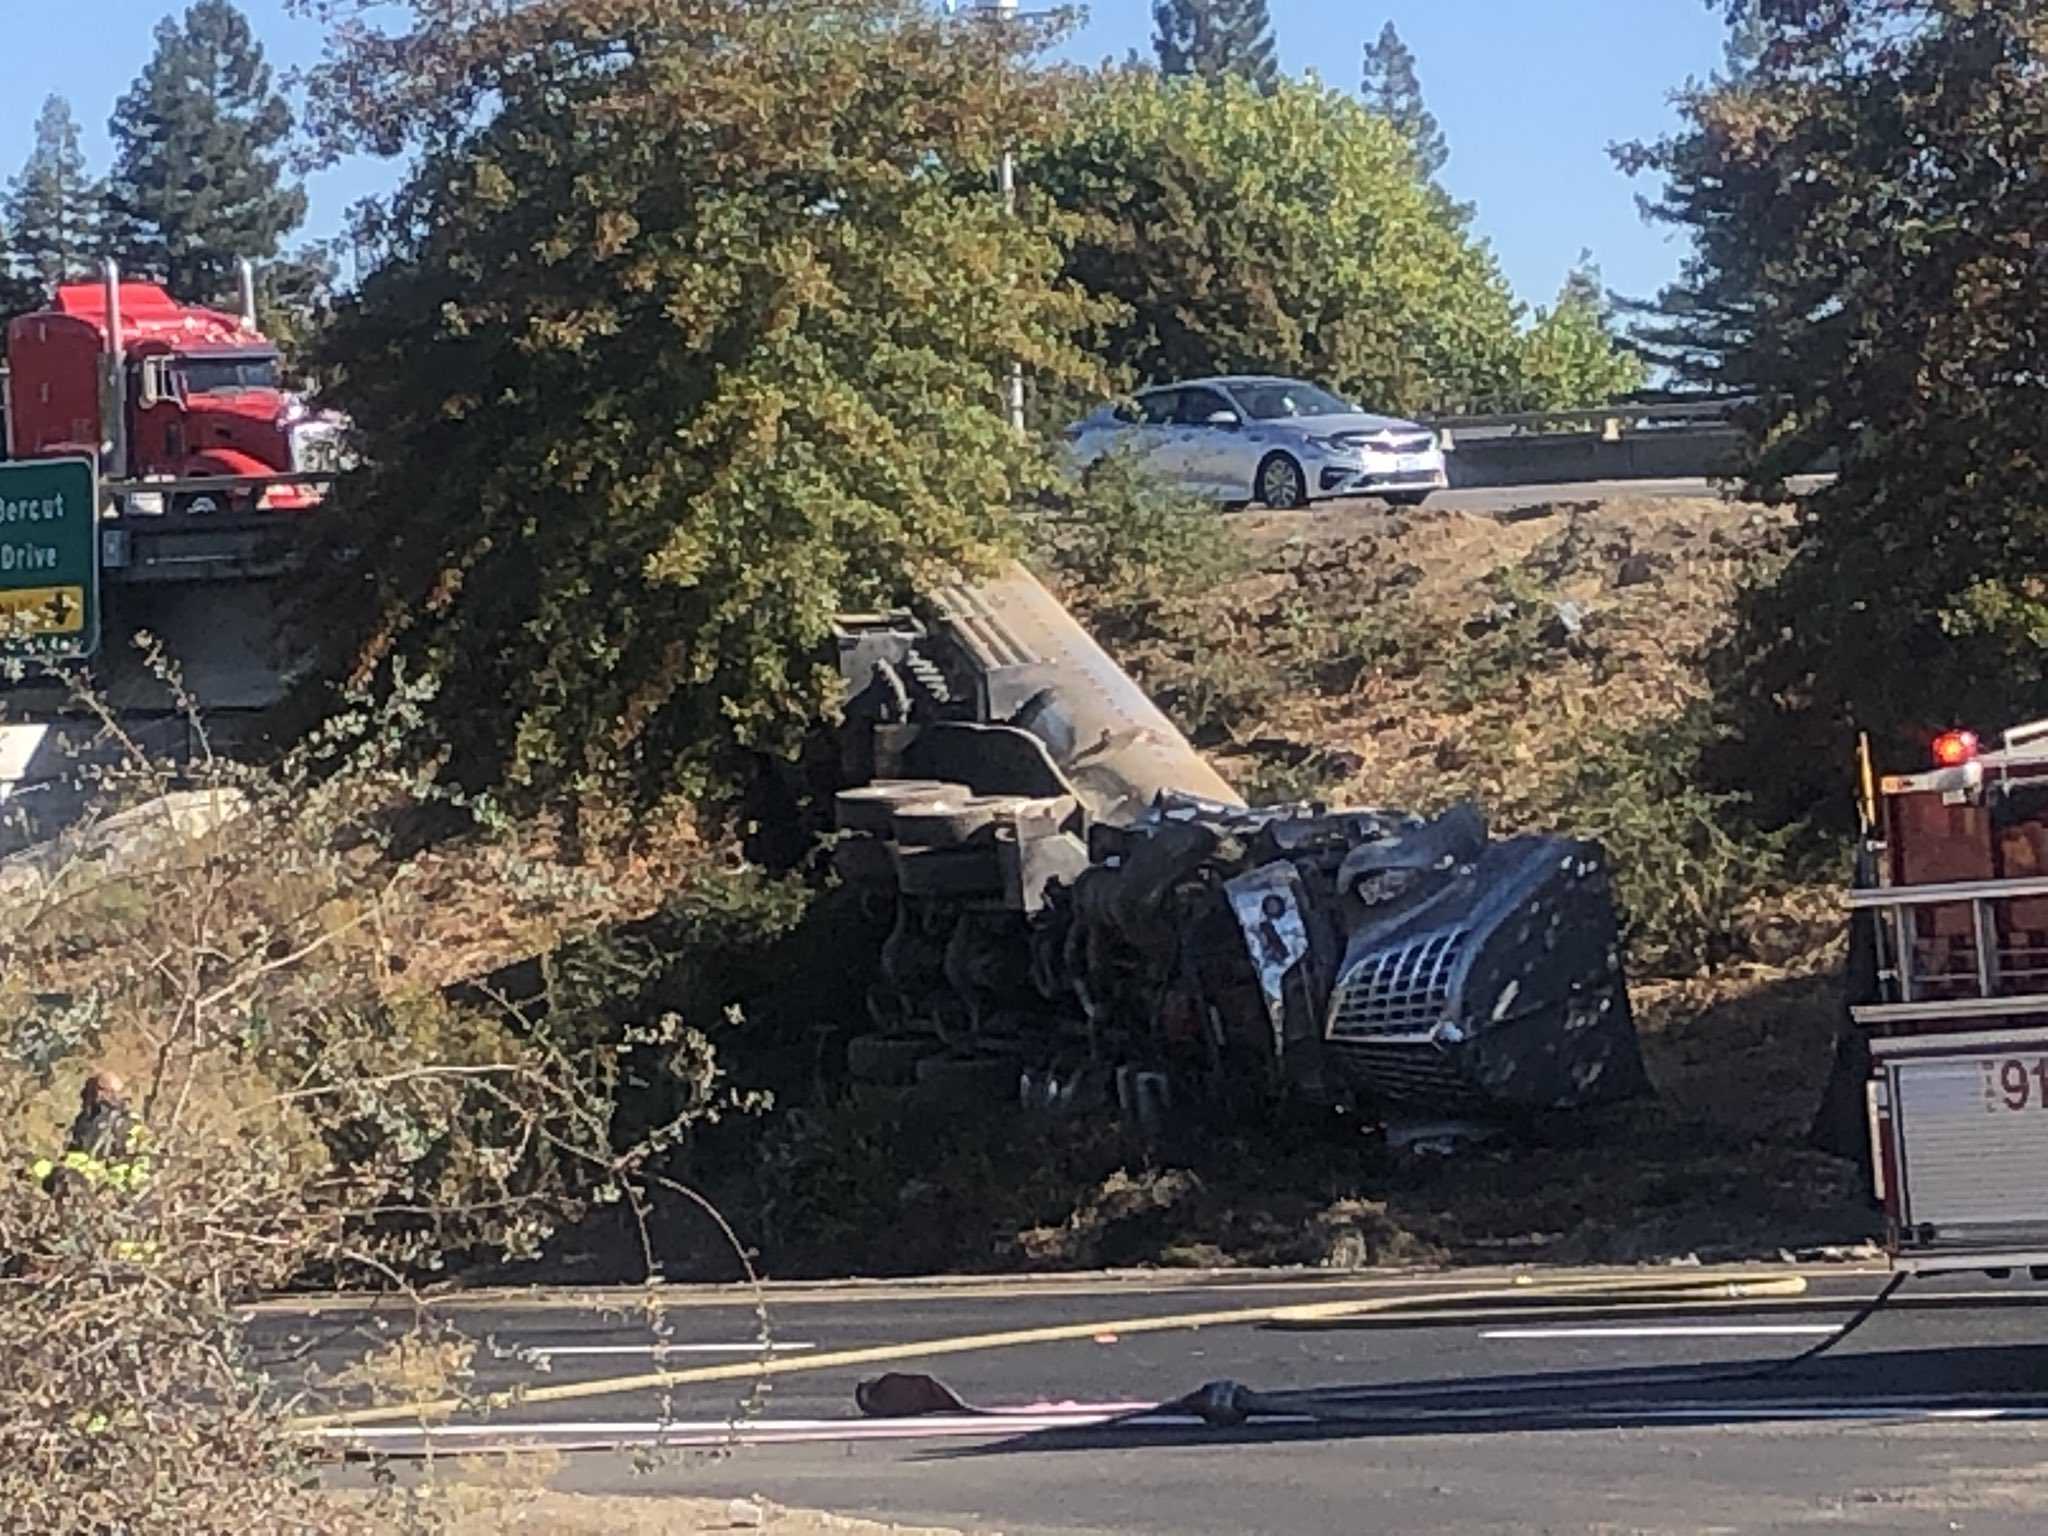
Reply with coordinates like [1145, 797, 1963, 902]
[1207, 494, 1789, 811]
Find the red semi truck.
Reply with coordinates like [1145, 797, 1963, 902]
[1846, 719, 2048, 1276]
[2, 262, 347, 512]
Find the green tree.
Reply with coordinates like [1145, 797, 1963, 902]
[1625, 0, 2048, 818]
[105, 0, 305, 303]
[1611, 2, 1772, 386]
[1514, 252, 1647, 409]
[1151, 0, 1280, 89]
[255, 240, 340, 362]
[0, 221, 40, 325]
[1029, 73, 1524, 415]
[293, 0, 1102, 810]
[1360, 22, 1447, 179]
[1721, 0, 1768, 81]
[4, 97, 104, 301]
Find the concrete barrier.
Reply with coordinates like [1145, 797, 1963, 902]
[1442, 427, 1749, 488]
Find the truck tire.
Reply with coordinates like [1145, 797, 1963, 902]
[913, 1052, 1024, 1108]
[834, 781, 970, 837]
[830, 835, 898, 887]
[891, 795, 1034, 850]
[845, 1032, 939, 1086]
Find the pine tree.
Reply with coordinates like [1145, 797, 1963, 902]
[0, 223, 40, 324]
[4, 97, 105, 300]
[1721, 1, 1768, 82]
[1610, 4, 1772, 388]
[1151, 0, 1279, 89]
[105, 0, 306, 304]
[1360, 22, 1447, 179]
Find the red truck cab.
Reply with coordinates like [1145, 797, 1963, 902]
[4, 280, 344, 511]
[1850, 720, 2048, 1275]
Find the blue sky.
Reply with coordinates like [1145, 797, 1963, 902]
[0, 0, 1730, 309]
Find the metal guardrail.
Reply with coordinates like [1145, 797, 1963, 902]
[1423, 398, 1747, 447]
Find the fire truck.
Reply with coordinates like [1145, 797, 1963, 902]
[1845, 718, 2048, 1276]
[2, 260, 347, 512]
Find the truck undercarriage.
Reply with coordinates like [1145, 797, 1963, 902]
[828, 562, 1650, 1125]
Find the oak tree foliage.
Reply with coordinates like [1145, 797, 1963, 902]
[1030, 74, 1633, 415]
[295, 0, 1102, 810]
[1625, 0, 2048, 817]
[1516, 253, 1647, 411]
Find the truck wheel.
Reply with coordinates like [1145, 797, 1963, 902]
[845, 1032, 938, 1086]
[892, 795, 1034, 850]
[912, 1053, 1024, 1108]
[834, 781, 970, 837]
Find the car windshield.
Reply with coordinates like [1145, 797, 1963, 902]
[176, 353, 282, 395]
[1228, 380, 1355, 420]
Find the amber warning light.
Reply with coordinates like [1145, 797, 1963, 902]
[1933, 729, 1980, 768]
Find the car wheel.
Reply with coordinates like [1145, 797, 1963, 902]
[1383, 491, 1433, 508]
[1255, 453, 1307, 510]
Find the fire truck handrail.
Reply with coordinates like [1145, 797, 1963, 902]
[1854, 994, 2048, 1026]
[1847, 876, 2048, 909]
[1868, 1021, 2048, 1054]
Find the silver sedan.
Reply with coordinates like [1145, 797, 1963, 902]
[1062, 375, 1449, 510]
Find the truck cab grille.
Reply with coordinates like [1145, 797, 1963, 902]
[1327, 930, 1466, 1042]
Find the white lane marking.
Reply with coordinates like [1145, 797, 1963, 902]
[526, 1342, 816, 1357]
[1483, 1325, 1843, 1340]
[318, 1407, 1170, 1447]
[312, 1395, 2048, 1450]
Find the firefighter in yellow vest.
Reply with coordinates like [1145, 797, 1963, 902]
[36, 1070, 153, 1206]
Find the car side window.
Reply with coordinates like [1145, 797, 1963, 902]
[1177, 388, 1231, 425]
[1135, 391, 1181, 426]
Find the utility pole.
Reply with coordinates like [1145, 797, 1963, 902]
[999, 141, 1026, 435]
[957, 0, 1029, 435]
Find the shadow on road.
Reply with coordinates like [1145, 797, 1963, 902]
[926, 1341, 2048, 1457]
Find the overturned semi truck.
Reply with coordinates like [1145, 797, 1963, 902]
[829, 562, 1649, 1122]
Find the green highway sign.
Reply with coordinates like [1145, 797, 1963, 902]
[0, 456, 99, 660]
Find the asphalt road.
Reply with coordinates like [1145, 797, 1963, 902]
[274, 1263, 2048, 1534]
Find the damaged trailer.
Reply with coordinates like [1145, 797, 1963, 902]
[829, 561, 1649, 1123]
